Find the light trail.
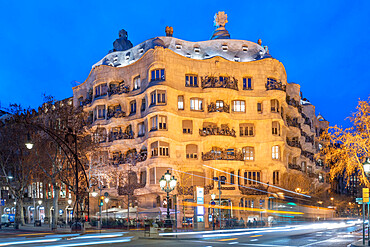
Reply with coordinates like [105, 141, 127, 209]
[0, 238, 61, 246]
[70, 232, 126, 240]
[46, 237, 132, 247]
[203, 164, 311, 198]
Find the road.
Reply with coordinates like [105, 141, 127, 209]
[0, 221, 363, 246]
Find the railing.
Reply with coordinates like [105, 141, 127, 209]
[240, 184, 268, 195]
[220, 186, 236, 190]
[265, 81, 286, 91]
[178, 184, 213, 195]
[108, 84, 130, 96]
[107, 110, 125, 119]
[288, 163, 302, 171]
[199, 126, 236, 137]
[201, 76, 238, 90]
[286, 96, 300, 108]
[308, 172, 318, 179]
[110, 151, 147, 166]
[202, 149, 244, 161]
[108, 131, 134, 142]
[286, 116, 299, 128]
[207, 102, 230, 113]
[301, 113, 312, 128]
[286, 138, 301, 148]
[302, 151, 314, 162]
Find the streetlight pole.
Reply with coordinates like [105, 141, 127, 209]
[105, 197, 109, 227]
[362, 158, 370, 246]
[159, 170, 177, 228]
[211, 193, 216, 230]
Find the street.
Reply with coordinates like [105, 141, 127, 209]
[0, 221, 362, 247]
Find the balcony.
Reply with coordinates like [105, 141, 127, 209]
[207, 102, 230, 113]
[286, 96, 302, 113]
[240, 184, 268, 195]
[107, 110, 125, 119]
[108, 84, 130, 96]
[201, 76, 238, 90]
[302, 151, 314, 162]
[286, 116, 299, 128]
[265, 81, 286, 91]
[199, 126, 236, 137]
[286, 138, 301, 148]
[177, 184, 213, 195]
[108, 130, 134, 142]
[288, 163, 302, 171]
[110, 150, 147, 166]
[202, 149, 244, 161]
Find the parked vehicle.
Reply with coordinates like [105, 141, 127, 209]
[1, 214, 15, 227]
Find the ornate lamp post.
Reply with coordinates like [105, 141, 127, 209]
[211, 193, 216, 230]
[159, 170, 177, 228]
[363, 158, 370, 246]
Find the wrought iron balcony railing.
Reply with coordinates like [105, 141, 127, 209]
[240, 184, 268, 195]
[108, 84, 130, 96]
[199, 126, 236, 137]
[107, 110, 126, 119]
[108, 131, 134, 142]
[201, 76, 238, 90]
[286, 116, 299, 128]
[288, 163, 302, 171]
[207, 102, 230, 113]
[202, 149, 244, 161]
[265, 81, 286, 91]
[286, 138, 301, 148]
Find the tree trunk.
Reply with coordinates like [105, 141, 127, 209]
[14, 195, 21, 229]
[19, 199, 25, 225]
[52, 183, 59, 231]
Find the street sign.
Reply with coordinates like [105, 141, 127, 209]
[363, 188, 369, 203]
[0, 199, 5, 206]
[356, 198, 363, 204]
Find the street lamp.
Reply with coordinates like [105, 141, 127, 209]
[159, 170, 177, 228]
[25, 133, 34, 150]
[211, 193, 216, 230]
[68, 199, 72, 205]
[91, 190, 98, 198]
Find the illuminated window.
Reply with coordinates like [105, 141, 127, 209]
[240, 123, 254, 137]
[216, 100, 224, 109]
[242, 146, 254, 161]
[133, 76, 141, 90]
[190, 98, 203, 111]
[150, 115, 167, 130]
[151, 69, 165, 82]
[232, 100, 245, 112]
[178, 95, 184, 110]
[244, 171, 260, 185]
[271, 99, 279, 112]
[185, 75, 198, 87]
[150, 116, 158, 131]
[243, 77, 252, 90]
[273, 171, 279, 185]
[272, 145, 280, 160]
[272, 121, 280, 136]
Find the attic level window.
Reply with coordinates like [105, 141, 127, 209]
[113, 56, 118, 62]
[194, 47, 200, 53]
[151, 69, 165, 82]
[186, 53, 191, 58]
[242, 45, 248, 52]
[175, 44, 182, 49]
[234, 57, 240, 62]
[139, 48, 144, 53]
[222, 44, 228, 51]
[125, 54, 130, 60]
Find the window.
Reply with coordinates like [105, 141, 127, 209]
[271, 99, 279, 112]
[158, 115, 167, 130]
[151, 141, 169, 157]
[272, 145, 280, 160]
[149, 168, 155, 184]
[150, 115, 167, 130]
[242, 146, 254, 161]
[230, 171, 235, 184]
[130, 100, 136, 114]
[232, 100, 245, 112]
[94, 83, 108, 98]
[133, 76, 141, 90]
[240, 123, 254, 137]
[301, 161, 307, 172]
[141, 98, 146, 112]
[151, 69, 165, 81]
[78, 97, 84, 106]
[257, 102, 263, 113]
[140, 169, 146, 185]
[182, 120, 193, 134]
[138, 122, 145, 137]
[185, 75, 198, 87]
[186, 144, 198, 159]
[151, 90, 166, 105]
[273, 171, 279, 185]
[216, 100, 224, 109]
[95, 105, 106, 120]
[272, 121, 280, 136]
[178, 95, 184, 110]
[190, 98, 203, 111]
[244, 171, 260, 185]
[243, 77, 252, 90]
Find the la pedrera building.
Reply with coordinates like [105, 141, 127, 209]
[73, 12, 329, 224]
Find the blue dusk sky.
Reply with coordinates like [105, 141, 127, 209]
[0, 1, 369, 127]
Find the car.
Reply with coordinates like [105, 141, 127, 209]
[1, 214, 15, 227]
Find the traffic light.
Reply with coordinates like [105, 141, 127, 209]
[99, 196, 104, 206]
